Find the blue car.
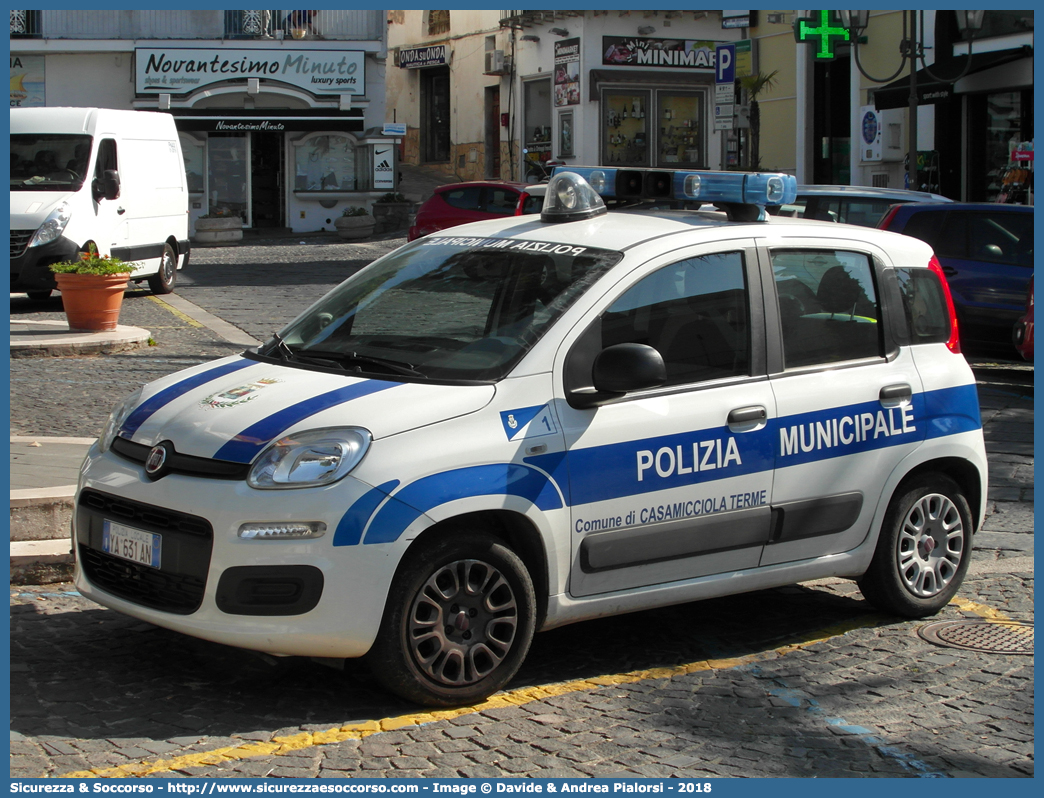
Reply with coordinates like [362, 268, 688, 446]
[879, 202, 1033, 357]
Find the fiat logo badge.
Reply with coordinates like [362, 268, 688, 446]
[145, 444, 168, 477]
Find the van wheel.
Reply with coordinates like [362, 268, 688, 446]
[367, 531, 536, 707]
[857, 474, 973, 618]
[26, 290, 52, 301]
[147, 243, 177, 295]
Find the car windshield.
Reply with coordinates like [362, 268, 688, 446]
[266, 234, 623, 382]
[11, 134, 92, 191]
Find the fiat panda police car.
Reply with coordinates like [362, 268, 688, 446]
[74, 168, 987, 707]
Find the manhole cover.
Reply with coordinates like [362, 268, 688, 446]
[918, 620, 1033, 655]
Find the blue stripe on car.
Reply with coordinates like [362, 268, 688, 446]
[121, 358, 254, 438]
[335, 384, 981, 545]
[213, 379, 399, 463]
[358, 464, 564, 545]
[333, 480, 400, 547]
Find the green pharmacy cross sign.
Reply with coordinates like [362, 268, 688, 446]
[794, 10, 851, 60]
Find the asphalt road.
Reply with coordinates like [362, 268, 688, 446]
[9, 237, 1034, 780]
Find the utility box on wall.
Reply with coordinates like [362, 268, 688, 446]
[859, 106, 883, 162]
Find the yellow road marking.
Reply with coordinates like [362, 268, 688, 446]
[148, 295, 204, 327]
[58, 611, 893, 779]
[56, 595, 1011, 779]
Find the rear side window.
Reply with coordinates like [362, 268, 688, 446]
[771, 249, 882, 368]
[965, 211, 1034, 267]
[894, 268, 951, 345]
[441, 187, 482, 211]
[485, 187, 521, 215]
[895, 210, 950, 253]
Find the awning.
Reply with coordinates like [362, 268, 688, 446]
[168, 108, 363, 133]
[872, 49, 1028, 111]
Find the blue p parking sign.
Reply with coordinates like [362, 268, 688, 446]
[716, 44, 735, 85]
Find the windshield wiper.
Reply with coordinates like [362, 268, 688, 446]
[263, 334, 344, 370]
[305, 349, 426, 378]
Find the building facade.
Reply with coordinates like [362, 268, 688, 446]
[10, 9, 394, 233]
[386, 10, 753, 183]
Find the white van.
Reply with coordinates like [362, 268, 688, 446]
[10, 107, 190, 299]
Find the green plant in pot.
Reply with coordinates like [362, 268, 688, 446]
[334, 205, 375, 239]
[49, 244, 137, 331]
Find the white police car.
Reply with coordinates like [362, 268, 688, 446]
[74, 168, 987, 707]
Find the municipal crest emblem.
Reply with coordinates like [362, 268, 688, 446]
[200, 378, 280, 410]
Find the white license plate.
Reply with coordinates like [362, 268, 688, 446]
[102, 520, 162, 569]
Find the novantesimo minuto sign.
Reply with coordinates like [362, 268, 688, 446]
[135, 48, 366, 95]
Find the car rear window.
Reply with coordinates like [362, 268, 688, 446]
[894, 267, 950, 345]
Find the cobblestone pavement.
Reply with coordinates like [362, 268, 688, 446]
[9, 238, 1033, 779]
[9, 569, 1033, 779]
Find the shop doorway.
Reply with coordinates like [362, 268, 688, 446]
[422, 67, 451, 163]
[251, 131, 284, 228]
[812, 54, 851, 185]
[485, 86, 501, 179]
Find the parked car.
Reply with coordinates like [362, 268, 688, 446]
[74, 167, 986, 707]
[770, 185, 952, 227]
[1012, 273, 1034, 361]
[878, 202, 1033, 357]
[407, 181, 546, 241]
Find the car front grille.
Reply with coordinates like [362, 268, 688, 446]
[76, 489, 213, 614]
[11, 230, 34, 259]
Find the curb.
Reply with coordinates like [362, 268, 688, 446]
[10, 319, 152, 358]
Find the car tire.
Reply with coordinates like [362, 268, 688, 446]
[857, 474, 973, 618]
[26, 290, 52, 301]
[367, 530, 537, 707]
[147, 243, 177, 295]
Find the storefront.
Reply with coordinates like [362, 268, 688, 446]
[134, 45, 395, 233]
[510, 20, 749, 180]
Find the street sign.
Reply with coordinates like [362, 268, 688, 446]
[714, 104, 734, 131]
[715, 43, 736, 106]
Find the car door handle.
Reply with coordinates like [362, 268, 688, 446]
[116, 207, 126, 215]
[728, 406, 767, 426]
[941, 265, 957, 276]
[879, 384, 912, 404]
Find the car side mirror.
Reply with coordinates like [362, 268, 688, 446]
[92, 169, 120, 202]
[569, 343, 666, 408]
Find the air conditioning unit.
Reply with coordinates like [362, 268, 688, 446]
[484, 49, 508, 75]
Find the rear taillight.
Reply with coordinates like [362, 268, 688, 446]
[928, 255, 961, 354]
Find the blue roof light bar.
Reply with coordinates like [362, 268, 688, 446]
[549, 166, 798, 215]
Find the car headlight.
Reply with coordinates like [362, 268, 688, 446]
[99, 387, 143, 454]
[28, 202, 72, 249]
[247, 428, 371, 490]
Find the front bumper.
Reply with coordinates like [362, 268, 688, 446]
[10, 233, 80, 292]
[73, 445, 406, 659]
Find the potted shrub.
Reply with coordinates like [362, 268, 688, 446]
[194, 210, 244, 243]
[49, 244, 135, 331]
[372, 192, 413, 235]
[334, 206, 376, 240]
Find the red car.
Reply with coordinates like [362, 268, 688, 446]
[1013, 274, 1034, 361]
[407, 181, 546, 241]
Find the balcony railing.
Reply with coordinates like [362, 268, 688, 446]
[10, 9, 385, 41]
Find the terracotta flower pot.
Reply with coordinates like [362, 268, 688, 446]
[54, 272, 131, 332]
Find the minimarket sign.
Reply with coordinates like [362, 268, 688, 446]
[135, 48, 366, 95]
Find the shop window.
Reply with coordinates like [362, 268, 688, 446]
[179, 133, 205, 194]
[770, 249, 882, 368]
[657, 91, 703, 167]
[603, 90, 650, 166]
[523, 79, 552, 179]
[293, 134, 361, 191]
